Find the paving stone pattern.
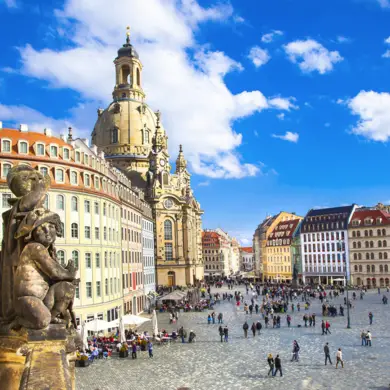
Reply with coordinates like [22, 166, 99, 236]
[76, 286, 390, 390]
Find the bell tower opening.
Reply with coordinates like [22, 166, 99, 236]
[136, 68, 141, 86]
[121, 65, 131, 85]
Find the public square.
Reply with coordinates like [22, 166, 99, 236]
[76, 286, 390, 390]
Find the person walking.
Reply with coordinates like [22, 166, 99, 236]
[131, 342, 137, 359]
[219, 325, 224, 342]
[255, 303, 259, 314]
[321, 320, 326, 335]
[324, 342, 332, 365]
[366, 330, 372, 347]
[335, 348, 344, 368]
[211, 312, 216, 324]
[361, 330, 366, 346]
[256, 321, 262, 335]
[325, 321, 331, 334]
[251, 322, 256, 337]
[267, 353, 275, 376]
[273, 355, 283, 376]
[291, 340, 300, 362]
[147, 340, 153, 358]
[243, 321, 249, 338]
[368, 312, 373, 325]
[223, 325, 229, 342]
[218, 312, 223, 324]
[287, 314, 291, 328]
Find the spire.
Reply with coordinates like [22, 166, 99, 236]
[176, 144, 187, 173]
[126, 26, 130, 45]
[67, 126, 73, 142]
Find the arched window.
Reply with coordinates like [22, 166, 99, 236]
[136, 68, 141, 86]
[370, 241, 374, 248]
[72, 250, 79, 268]
[354, 265, 358, 272]
[365, 241, 369, 248]
[380, 265, 384, 272]
[366, 253, 370, 260]
[2, 163, 11, 178]
[358, 253, 362, 260]
[364, 230, 368, 237]
[162, 172, 169, 186]
[71, 223, 78, 238]
[379, 252, 383, 260]
[71, 196, 78, 211]
[352, 231, 356, 238]
[379, 240, 382, 248]
[353, 242, 357, 249]
[357, 242, 361, 249]
[2, 140, 11, 152]
[112, 127, 119, 144]
[56, 195, 65, 210]
[372, 265, 375, 273]
[164, 220, 173, 240]
[366, 265, 370, 272]
[359, 265, 362, 272]
[353, 253, 357, 260]
[385, 265, 389, 272]
[121, 65, 131, 84]
[142, 129, 150, 145]
[57, 250, 66, 267]
[383, 240, 387, 248]
[385, 252, 388, 260]
[371, 252, 375, 260]
[382, 229, 386, 236]
[357, 231, 361, 237]
[377, 229, 382, 236]
[369, 230, 373, 236]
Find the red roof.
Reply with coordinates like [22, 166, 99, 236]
[349, 209, 390, 227]
[267, 218, 301, 243]
[240, 247, 253, 253]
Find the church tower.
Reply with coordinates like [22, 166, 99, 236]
[92, 27, 166, 188]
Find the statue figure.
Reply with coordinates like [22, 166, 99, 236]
[13, 209, 78, 329]
[0, 165, 49, 321]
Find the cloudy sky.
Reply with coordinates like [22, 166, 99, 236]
[1, 0, 390, 245]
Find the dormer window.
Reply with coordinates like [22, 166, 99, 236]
[84, 154, 89, 165]
[36, 143, 45, 156]
[376, 217, 383, 224]
[50, 145, 58, 157]
[70, 171, 78, 185]
[63, 148, 70, 160]
[84, 173, 90, 187]
[94, 176, 100, 189]
[364, 218, 373, 226]
[2, 139, 11, 153]
[19, 141, 28, 154]
[55, 169, 64, 183]
[75, 151, 80, 163]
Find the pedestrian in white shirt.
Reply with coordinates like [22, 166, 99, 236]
[366, 330, 372, 347]
[335, 348, 344, 368]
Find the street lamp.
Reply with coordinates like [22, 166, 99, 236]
[339, 240, 351, 329]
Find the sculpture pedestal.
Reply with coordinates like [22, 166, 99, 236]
[291, 280, 299, 289]
[0, 324, 77, 390]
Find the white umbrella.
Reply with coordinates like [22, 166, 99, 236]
[152, 310, 158, 336]
[111, 314, 151, 327]
[119, 317, 126, 343]
[84, 319, 112, 332]
[79, 321, 88, 352]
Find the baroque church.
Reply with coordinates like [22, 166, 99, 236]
[92, 28, 204, 287]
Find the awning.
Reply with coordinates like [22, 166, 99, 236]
[158, 291, 187, 301]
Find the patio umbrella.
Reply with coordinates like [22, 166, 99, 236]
[84, 319, 112, 332]
[119, 317, 126, 343]
[152, 310, 158, 336]
[109, 314, 151, 327]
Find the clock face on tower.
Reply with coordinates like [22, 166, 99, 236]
[160, 158, 166, 167]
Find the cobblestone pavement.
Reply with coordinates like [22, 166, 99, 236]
[76, 286, 390, 390]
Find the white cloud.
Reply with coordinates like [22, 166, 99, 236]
[284, 39, 343, 74]
[385, 36, 390, 44]
[2, 0, 18, 8]
[16, 0, 294, 179]
[336, 98, 345, 105]
[277, 113, 285, 120]
[272, 131, 299, 143]
[261, 30, 283, 43]
[233, 15, 245, 23]
[336, 36, 351, 44]
[382, 36, 390, 57]
[347, 90, 390, 142]
[198, 180, 210, 187]
[378, 0, 390, 8]
[248, 46, 270, 68]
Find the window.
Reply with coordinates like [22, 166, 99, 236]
[56, 195, 64, 210]
[2, 140, 11, 152]
[75, 151, 80, 162]
[72, 251, 79, 268]
[84, 174, 90, 187]
[63, 148, 70, 160]
[384, 240, 387, 248]
[104, 227, 107, 240]
[112, 128, 119, 143]
[43, 194, 49, 209]
[71, 223, 78, 238]
[372, 265, 375, 273]
[19, 141, 28, 154]
[2, 193, 11, 208]
[86, 282, 92, 298]
[95, 227, 99, 240]
[70, 171, 78, 185]
[96, 253, 100, 268]
[55, 169, 64, 183]
[94, 202, 99, 214]
[35, 143, 45, 156]
[85, 253, 91, 268]
[385, 252, 388, 260]
[165, 243, 173, 261]
[84, 200, 90, 213]
[2, 163, 11, 178]
[96, 281, 101, 297]
[39, 166, 48, 177]
[164, 220, 173, 240]
[105, 279, 108, 295]
[50, 145, 58, 157]
[75, 286, 79, 299]
[366, 265, 370, 272]
[94, 176, 99, 189]
[85, 226, 91, 239]
[103, 203, 106, 216]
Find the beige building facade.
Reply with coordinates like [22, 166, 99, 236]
[349, 209, 390, 287]
[92, 31, 204, 287]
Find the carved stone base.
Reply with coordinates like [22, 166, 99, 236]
[291, 280, 299, 289]
[0, 324, 78, 390]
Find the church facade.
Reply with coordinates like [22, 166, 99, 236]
[92, 29, 204, 287]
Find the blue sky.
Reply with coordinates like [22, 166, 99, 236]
[1, 0, 390, 244]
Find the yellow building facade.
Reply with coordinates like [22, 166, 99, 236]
[92, 30, 204, 287]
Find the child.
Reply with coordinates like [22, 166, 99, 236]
[147, 341, 153, 358]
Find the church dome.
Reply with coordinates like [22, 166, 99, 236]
[117, 42, 139, 59]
